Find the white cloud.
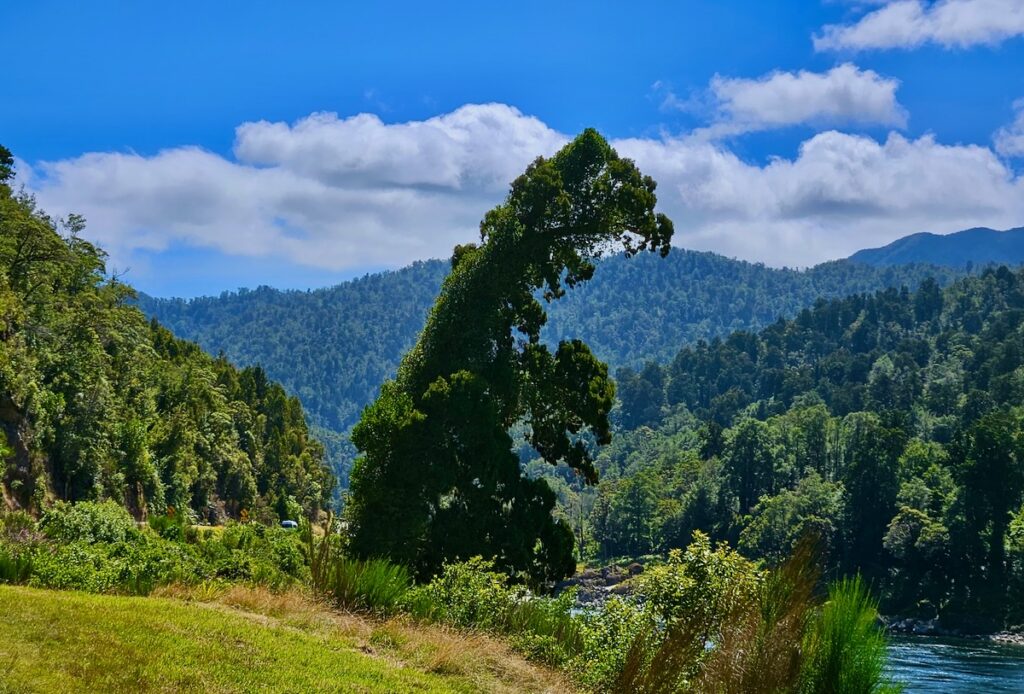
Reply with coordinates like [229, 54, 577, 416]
[815, 0, 1024, 51]
[995, 99, 1024, 157]
[21, 103, 1024, 279]
[234, 104, 566, 191]
[698, 63, 905, 136]
[617, 130, 1024, 265]
[26, 104, 567, 274]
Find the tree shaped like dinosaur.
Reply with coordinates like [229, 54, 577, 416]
[345, 130, 674, 584]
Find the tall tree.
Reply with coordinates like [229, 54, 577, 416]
[345, 130, 673, 583]
[957, 410, 1024, 598]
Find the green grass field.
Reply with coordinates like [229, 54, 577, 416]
[0, 585, 572, 693]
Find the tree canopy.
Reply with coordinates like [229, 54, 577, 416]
[0, 147, 332, 523]
[140, 229, 966, 490]
[345, 130, 673, 583]
[547, 267, 1024, 629]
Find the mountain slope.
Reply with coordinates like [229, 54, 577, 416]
[0, 164, 330, 522]
[850, 226, 1024, 268]
[139, 249, 967, 484]
[567, 267, 1024, 628]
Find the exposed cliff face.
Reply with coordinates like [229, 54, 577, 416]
[0, 396, 48, 513]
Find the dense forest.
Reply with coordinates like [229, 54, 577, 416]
[538, 269, 1024, 629]
[140, 250, 965, 483]
[0, 148, 332, 523]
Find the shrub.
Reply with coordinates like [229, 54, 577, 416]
[407, 557, 584, 666]
[149, 513, 189, 542]
[571, 596, 654, 690]
[40, 501, 137, 544]
[29, 542, 120, 592]
[404, 557, 510, 627]
[639, 531, 761, 638]
[1, 511, 42, 545]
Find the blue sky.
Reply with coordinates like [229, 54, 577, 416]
[4, 0, 1024, 297]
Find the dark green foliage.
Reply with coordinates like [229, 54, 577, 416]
[0, 153, 332, 520]
[570, 267, 1024, 627]
[346, 130, 673, 584]
[0, 507, 311, 595]
[139, 242, 965, 487]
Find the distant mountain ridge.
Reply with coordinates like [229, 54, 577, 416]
[138, 248, 969, 484]
[849, 226, 1024, 267]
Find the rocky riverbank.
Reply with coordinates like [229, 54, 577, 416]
[555, 563, 643, 606]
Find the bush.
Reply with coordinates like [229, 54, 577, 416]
[0, 503, 308, 595]
[27, 536, 206, 595]
[639, 531, 760, 636]
[571, 596, 653, 689]
[1, 511, 42, 544]
[406, 557, 584, 667]
[149, 513, 190, 542]
[40, 501, 137, 544]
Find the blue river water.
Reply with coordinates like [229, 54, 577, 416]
[887, 636, 1024, 692]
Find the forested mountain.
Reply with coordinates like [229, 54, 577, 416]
[0, 149, 331, 523]
[850, 226, 1024, 268]
[139, 261, 449, 439]
[560, 268, 1024, 629]
[139, 249, 964, 483]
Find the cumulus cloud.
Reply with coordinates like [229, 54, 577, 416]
[26, 104, 567, 274]
[697, 63, 906, 136]
[995, 99, 1024, 158]
[21, 103, 1024, 278]
[617, 130, 1024, 265]
[234, 105, 566, 191]
[815, 0, 1024, 51]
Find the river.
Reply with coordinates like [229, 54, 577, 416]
[887, 636, 1024, 692]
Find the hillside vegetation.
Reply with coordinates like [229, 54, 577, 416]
[557, 268, 1024, 630]
[0, 148, 331, 522]
[139, 247, 965, 484]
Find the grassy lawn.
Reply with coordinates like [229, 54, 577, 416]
[0, 585, 572, 693]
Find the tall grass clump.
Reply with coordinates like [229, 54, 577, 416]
[0, 544, 32, 583]
[695, 538, 819, 692]
[326, 556, 412, 614]
[304, 517, 412, 615]
[800, 576, 901, 694]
